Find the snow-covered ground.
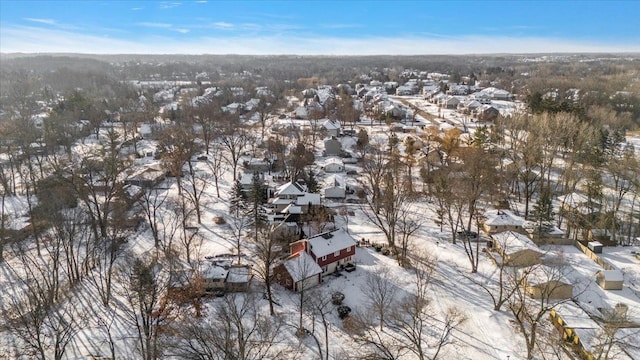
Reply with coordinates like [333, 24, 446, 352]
[1, 100, 639, 360]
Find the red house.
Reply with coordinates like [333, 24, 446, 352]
[302, 228, 357, 275]
[275, 228, 357, 292]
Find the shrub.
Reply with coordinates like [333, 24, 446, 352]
[337, 305, 352, 319]
[214, 216, 226, 225]
[332, 291, 345, 305]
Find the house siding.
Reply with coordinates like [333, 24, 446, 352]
[313, 247, 355, 269]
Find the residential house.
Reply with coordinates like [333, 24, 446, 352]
[384, 104, 405, 119]
[477, 105, 500, 121]
[323, 119, 341, 137]
[324, 136, 343, 156]
[492, 231, 543, 267]
[323, 175, 346, 199]
[473, 92, 493, 104]
[226, 265, 253, 292]
[522, 265, 573, 300]
[322, 157, 345, 173]
[201, 262, 229, 291]
[395, 85, 416, 96]
[483, 209, 525, 234]
[305, 228, 357, 275]
[460, 99, 482, 113]
[440, 95, 461, 109]
[596, 270, 624, 290]
[199, 260, 253, 293]
[269, 180, 321, 214]
[124, 166, 166, 188]
[562, 191, 604, 215]
[477, 87, 512, 101]
[274, 251, 322, 292]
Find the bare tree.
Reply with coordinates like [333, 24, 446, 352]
[166, 291, 295, 360]
[304, 289, 335, 360]
[115, 252, 173, 360]
[139, 187, 168, 248]
[250, 226, 289, 316]
[388, 253, 466, 360]
[205, 142, 226, 198]
[362, 266, 398, 331]
[218, 129, 249, 181]
[360, 152, 409, 253]
[507, 263, 575, 360]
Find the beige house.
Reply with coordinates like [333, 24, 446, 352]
[523, 265, 573, 300]
[484, 209, 525, 234]
[492, 231, 543, 267]
[596, 270, 624, 290]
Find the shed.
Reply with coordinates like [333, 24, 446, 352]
[587, 241, 603, 254]
[596, 270, 623, 290]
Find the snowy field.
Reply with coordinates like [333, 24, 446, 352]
[1, 110, 639, 360]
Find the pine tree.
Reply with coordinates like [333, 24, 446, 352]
[247, 172, 267, 240]
[306, 170, 319, 194]
[532, 187, 555, 233]
[229, 179, 246, 216]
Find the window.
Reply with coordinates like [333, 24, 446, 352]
[334, 251, 340, 257]
[321, 255, 327, 261]
[346, 246, 352, 252]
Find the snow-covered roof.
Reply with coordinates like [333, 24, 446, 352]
[323, 174, 345, 189]
[283, 252, 322, 283]
[282, 203, 303, 214]
[307, 228, 357, 258]
[524, 265, 570, 285]
[202, 263, 228, 280]
[323, 119, 341, 130]
[492, 231, 540, 253]
[484, 209, 524, 227]
[227, 265, 251, 284]
[275, 181, 307, 196]
[598, 270, 624, 282]
[296, 193, 321, 206]
[323, 157, 344, 166]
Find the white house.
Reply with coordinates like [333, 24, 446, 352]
[269, 181, 321, 213]
[323, 175, 346, 199]
[484, 209, 525, 234]
[323, 119, 341, 137]
[322, 157, 345, 173]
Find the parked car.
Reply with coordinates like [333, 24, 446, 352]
[457, 230, 478, 239]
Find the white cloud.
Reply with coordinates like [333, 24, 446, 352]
[24, 18, 57, 25]
[212, 22, 234, 29]
[2, 25, 639, 55]
[136, 22, 174, 29]
[160, 2, 182, 9]
[173, 28, 190, 34]
[131, 7, 144, 11]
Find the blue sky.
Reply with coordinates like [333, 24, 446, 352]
[1, 1, 639, 54]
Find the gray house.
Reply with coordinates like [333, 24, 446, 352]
[323, 136, 342, 156]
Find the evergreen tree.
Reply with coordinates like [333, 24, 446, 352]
[247, 172, 267, 241]
[229, 179, 247, 216]
[306, 170, 319, 194]
[532, 187, 555, 233]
